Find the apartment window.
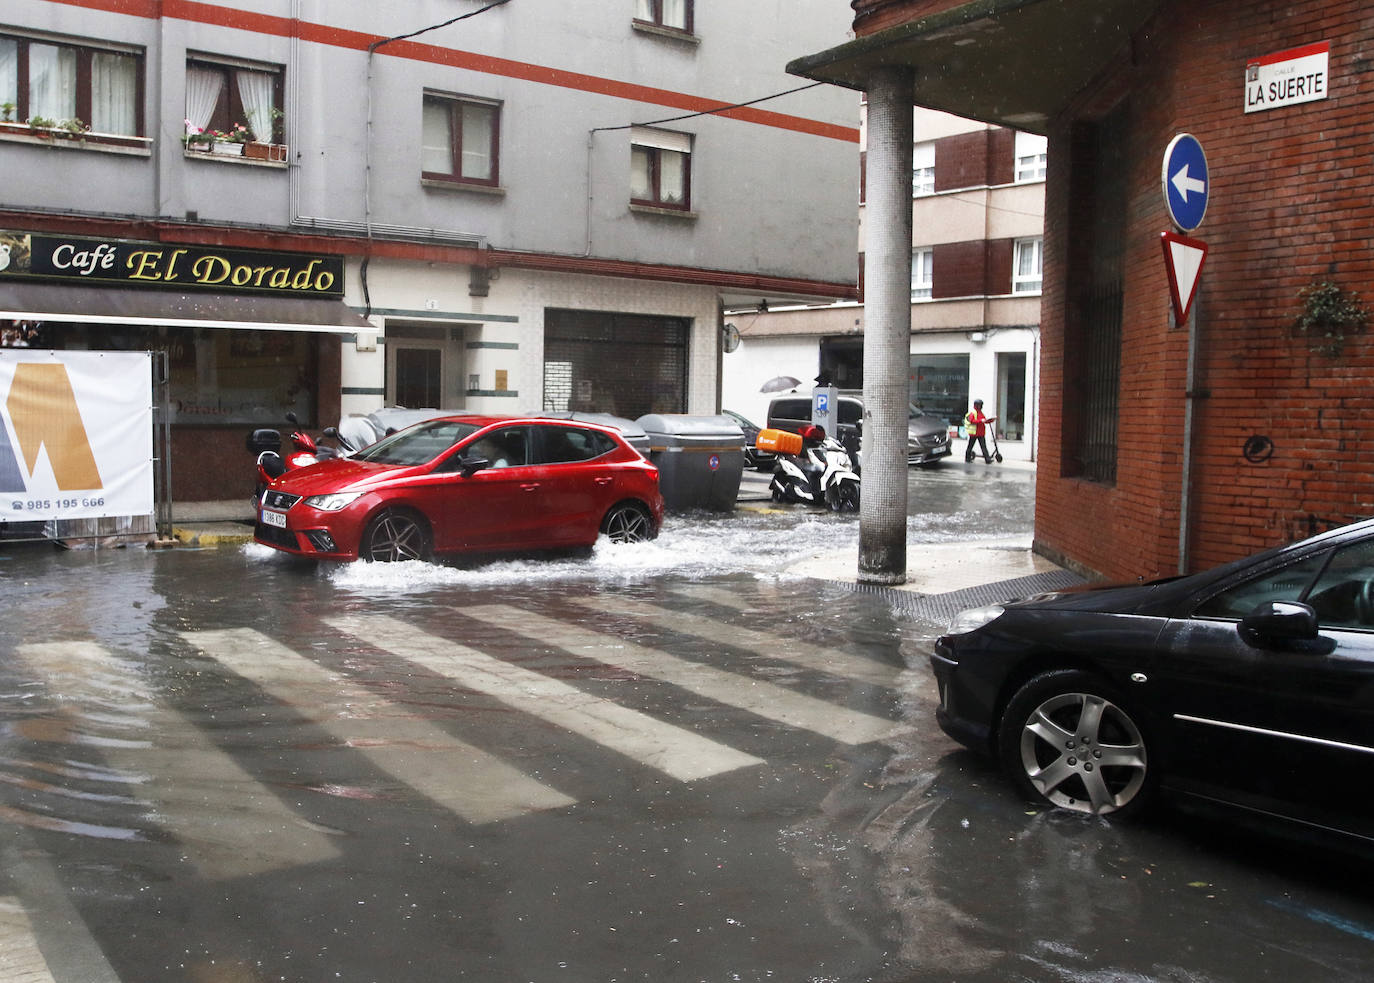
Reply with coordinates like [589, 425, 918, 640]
[911, 248, 933, 300]
[1015, 131, 1047, 183]
[913, 142, 935, 196]
[186, 57, 283, 143]
[635, 0, 693, 32]
[422, 93, 499, 186]
[631, 126, 691, 210]
[0, 33, 143, 135]
[1013, 237, 1043, 294]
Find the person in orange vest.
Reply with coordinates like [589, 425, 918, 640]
[964, 399, 997, 463]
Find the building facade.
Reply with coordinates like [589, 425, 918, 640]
[0, 0, 858, 502]
[722, 105, 1042, 461]
[792, 0, 1374, 581]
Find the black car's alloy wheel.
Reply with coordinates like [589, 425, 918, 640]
[998, 670, 1153, 817]
[360, 510, 431, 562]
[600, 502, 654, 543]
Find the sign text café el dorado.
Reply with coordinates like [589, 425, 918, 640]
[0, 231, 344, 297]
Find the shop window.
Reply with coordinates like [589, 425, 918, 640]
[185, 57, 283, 145]
[1015, 131, 1047, 182]
[1013, 237, 1042, 294]
[422, 92, 500, 186]
[913, 142, 935, 196]
[631, 127, 691, 210]
[910, 353, 970, 428]
[911, 248, 933, 300]
[996, 350, 1027, 441]
[634, 0, 693, 33]
[0, 33, 144, 139]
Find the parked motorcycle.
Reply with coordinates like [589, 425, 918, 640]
[760, 424, 861, 512]
[248, 413, 357, 504]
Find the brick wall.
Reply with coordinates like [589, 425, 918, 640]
[932, 238, 1015, 298]
[1036, 0, 1374, 580]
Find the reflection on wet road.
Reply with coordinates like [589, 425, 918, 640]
[1, 473, 1372, 982]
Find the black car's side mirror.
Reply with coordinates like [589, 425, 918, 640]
[1239, 600, 1319, 645]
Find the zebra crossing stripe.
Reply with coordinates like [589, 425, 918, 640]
[329, 615, 765, 782]
[183, 629, 576, 824]
[570, 594, 899, 687]
[15, 641, 342, 880]
[464, 606, 912, 746]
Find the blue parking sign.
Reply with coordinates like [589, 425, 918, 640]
[1162, 133, 1209, 232]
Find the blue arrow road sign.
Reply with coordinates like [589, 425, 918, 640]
[1162, 133, 1209, 232]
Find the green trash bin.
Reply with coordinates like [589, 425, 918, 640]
[636, 414, 745, 511]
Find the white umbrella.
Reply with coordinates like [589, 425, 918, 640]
[759, 375, 801, 393]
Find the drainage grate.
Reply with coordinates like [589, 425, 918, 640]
[836, 569, 1086, 626]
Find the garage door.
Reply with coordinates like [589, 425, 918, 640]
[543, 309, 688, 420]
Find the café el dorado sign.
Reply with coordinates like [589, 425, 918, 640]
[0, 231, 344, 299]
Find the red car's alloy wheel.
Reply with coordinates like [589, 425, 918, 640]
[600, 502, 654, 544]
[361, 510, 431, 562]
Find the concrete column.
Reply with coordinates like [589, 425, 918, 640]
[858, 67, 913, 585]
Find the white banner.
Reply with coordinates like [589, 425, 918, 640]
[0, 350, 154, 520]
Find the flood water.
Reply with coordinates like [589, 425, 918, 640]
[3, 465, 1373, 982]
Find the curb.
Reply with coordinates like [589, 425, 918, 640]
[170, 523, 255, 548]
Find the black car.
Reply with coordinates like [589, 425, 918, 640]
[722, 409, 775, 471]
[931, 518, 1374, 844]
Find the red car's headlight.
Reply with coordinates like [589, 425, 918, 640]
[304, 491, 363, 512]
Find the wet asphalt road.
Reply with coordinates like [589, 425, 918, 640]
[2, 464, 1373, 982]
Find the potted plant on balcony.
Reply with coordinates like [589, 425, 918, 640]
[183, 120, 213, 153]
[209, 123, 250, 156]
[243, 108, 286, 161]
[27, 116, 57, 139]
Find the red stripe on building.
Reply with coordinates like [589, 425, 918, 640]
[40, 0, 859, 142]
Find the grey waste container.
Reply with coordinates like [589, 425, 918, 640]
[636, 414, 745, 511]
[543, 412, 651, 458]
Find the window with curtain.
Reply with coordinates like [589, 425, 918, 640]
[421, 93, 500, 186]
[630, 126, 691, 210]
[911, 248, 933, 300]
[0, 33, 143, 136]
[1013, 237, 1043, 294]
[184, 58, 283, 142]
[635, 0, 693, 32]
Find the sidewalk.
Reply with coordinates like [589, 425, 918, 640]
[735, 465, 1072, 597]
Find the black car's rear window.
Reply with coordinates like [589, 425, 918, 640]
[354, 421, 481, 466]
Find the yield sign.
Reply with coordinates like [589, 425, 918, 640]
[1160, 231, 1208, 325]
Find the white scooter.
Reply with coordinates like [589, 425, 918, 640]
[765, 425, 861, 512]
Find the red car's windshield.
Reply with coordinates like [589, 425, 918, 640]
[353, 420, 482, 466]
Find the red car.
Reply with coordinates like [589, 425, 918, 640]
[254, 415, 663, 562]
